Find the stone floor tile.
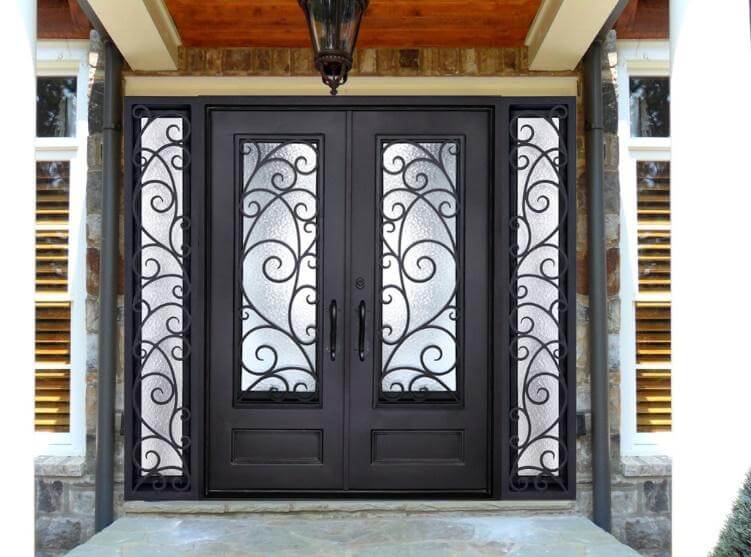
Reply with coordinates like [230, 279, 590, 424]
[66, 514, 639, 557]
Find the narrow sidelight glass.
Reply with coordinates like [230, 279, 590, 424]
[509, 107, 571, 492]
[133, 112, 190, 484]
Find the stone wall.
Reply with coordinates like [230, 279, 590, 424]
[34, 456, 93, 557]
[155, 45, 572, 77]
[35, 35, 671, 557]
[571, 31, 672, 557]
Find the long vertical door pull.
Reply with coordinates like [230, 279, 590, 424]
[358, 301, 366, 361]
[329, 300, 337, 361]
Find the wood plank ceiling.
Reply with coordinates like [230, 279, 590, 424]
[38, 0, 90, 39]
[615, 0, 669, 40]
[164, 0, 543, 48]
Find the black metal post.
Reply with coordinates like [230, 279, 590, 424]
[94, 38, 122, 533]
[584, 37, 611, 532]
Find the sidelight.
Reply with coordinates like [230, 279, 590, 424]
[379, 141, 460, 400]
[239, 141, 320, 400]
[508, 106, 572, 494]
[127, 107, 192, 493]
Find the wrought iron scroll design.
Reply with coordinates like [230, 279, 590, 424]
[379, 141, 460, 402]
[508, 106, 570, 492]
[130, 106, 191, 492]
[239, 141, 320, 402]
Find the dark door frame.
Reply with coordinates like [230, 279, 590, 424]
[123, 96, 577, 501]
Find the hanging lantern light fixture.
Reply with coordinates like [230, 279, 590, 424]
[298, 0, 369, 95]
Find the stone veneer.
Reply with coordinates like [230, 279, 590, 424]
[158, 45, 569, 77]
[34, 31, 670, 557]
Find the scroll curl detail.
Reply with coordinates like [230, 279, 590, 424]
[379, 141, 460, 402]
[239, 141, 319, 402]
[508, 107, 569, 492]
[131, 106, 191, 492]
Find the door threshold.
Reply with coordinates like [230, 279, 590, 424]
[124, 499, 575, 515]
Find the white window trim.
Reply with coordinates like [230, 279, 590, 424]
[617, 40, 672, 457]
[34, 40, 89, 457]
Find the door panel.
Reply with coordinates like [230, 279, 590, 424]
[208, 107, 490, 494]
[348, 110, 490, 492]
[208, 110, 347, 492]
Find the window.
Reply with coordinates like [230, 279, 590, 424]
[617, 41, 671, 456]
[635, 161, 671, 433]
[629, 77, 670, 137]
[35, 161, 72, 432]
[35, 41, 89, 456]
[37, 76, 77, 137]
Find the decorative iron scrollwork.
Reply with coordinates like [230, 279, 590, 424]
[130, 106, 191, 492]
[379, 141, 460, 402]
[508, 106, 570, 492]
[238, 140, 320, 402]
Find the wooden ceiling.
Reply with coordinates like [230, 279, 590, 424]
[163, 0, 543, 48]
[37, 0, 668, 47]
[38, 0, 90, 40]
[615, 0, 669, 40]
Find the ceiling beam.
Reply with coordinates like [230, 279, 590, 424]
[86, 0, 181, 71]
[525, 0, 621, 70]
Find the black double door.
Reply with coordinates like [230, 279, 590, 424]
[208, 106, 490, 495]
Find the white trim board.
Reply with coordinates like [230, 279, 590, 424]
[87, 0, 181, 71]
[525, 0, 621, 70]
[124, 75, 579, 97]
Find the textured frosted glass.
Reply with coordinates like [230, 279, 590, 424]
[138, 117, 185, 476]
[515, 117, 562, 476]
[380, 141, 459, 395]
[240, 142, 319, 395]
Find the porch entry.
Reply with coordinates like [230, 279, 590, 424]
[124, 97, 576, 501]
[208, 108, 490, 494]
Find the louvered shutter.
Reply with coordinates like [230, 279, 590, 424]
[35, 161, 71, 432]
[635, 161, 671, 432]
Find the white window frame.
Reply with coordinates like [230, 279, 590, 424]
[34, 40, 89, 456]
[618, 40, 672, 456]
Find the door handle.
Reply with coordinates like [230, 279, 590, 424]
[329, 300, 337, 361]
[358, 301, 366, 362]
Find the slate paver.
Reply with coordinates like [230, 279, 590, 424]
[67, 514, 641, 556]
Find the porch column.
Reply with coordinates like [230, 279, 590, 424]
[0, 0, 36, 551]
[671, 0, 751, 554]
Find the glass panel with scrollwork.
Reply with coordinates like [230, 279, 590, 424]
[130, 107, 192, 493]
[379, 140, 460, 403]
[239, 140, 320, 402]
[509, 107, 570, 493]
